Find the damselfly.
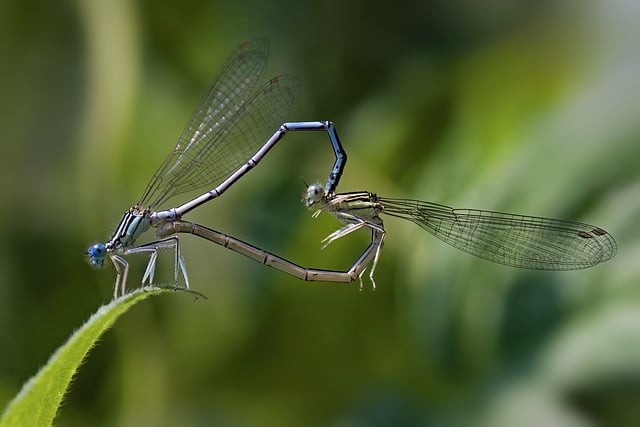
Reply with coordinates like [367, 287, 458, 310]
[87, 38, 347, 298]
[301, 183, 617, 288]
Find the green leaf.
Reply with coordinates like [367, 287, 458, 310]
[0, 285, 205, 427]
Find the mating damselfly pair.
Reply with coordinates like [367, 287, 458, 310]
[87, 38, 616, 298]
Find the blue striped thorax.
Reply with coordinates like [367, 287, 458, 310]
[86, 207, 151, 268]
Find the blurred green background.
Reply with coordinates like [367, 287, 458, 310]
[1, 0, 639, 425]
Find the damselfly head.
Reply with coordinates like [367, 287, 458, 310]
[87, 243, 107, 268]
[303, 183, 323, 208]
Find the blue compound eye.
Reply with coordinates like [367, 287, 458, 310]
[87, 243, 107, 267]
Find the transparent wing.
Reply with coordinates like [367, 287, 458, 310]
[163, 74, 301, 201]
[138, 38, 272, 208]
[379, 197, 617, 270]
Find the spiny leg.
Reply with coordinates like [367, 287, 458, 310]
[109, 254, 129, 298]
[321, 222, 366, 249]
[125, 237, 189, 288]
[353, 227, 385, 291]
[319, 212, 387, 289]
[357, 266, 368, 291]
[124, 245, 159, 284]
[367, 228, 386, 290]
[320, 212, 371, 248]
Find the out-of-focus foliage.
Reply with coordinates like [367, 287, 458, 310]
[0, 286, 188, 427]
[0, 0, 638, 426]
